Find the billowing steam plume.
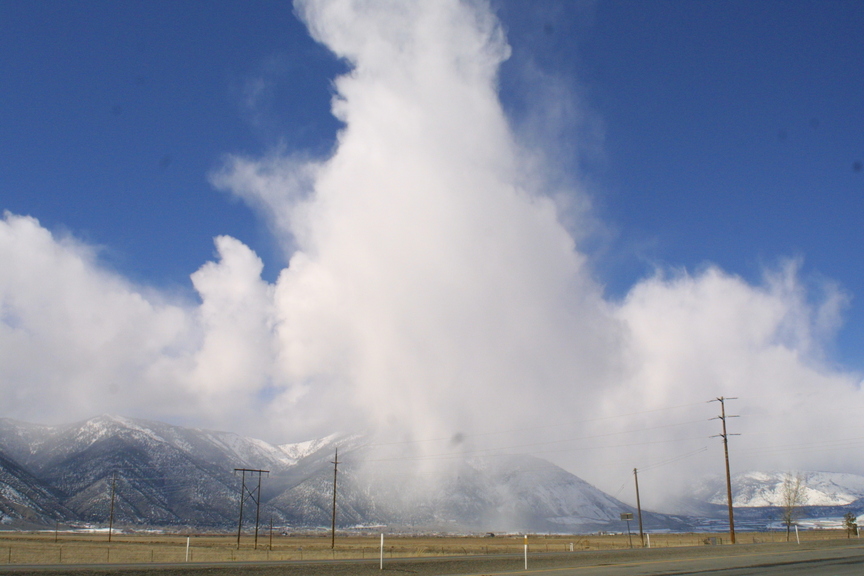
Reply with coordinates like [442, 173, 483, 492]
[1, 0, 861, 506]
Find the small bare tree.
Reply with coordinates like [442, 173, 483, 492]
[780, 472, 806, 541]
[844, 512, 857, 538]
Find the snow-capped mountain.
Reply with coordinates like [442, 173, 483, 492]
[0, 415, 341, 527]
[266, 450, 688, 532]
[278, 434, 340, 464]
[0, 415, 683, 532]
[665, 470, 864, 531]
[693, 471, 864, 508]
[0, 415, 303, 475]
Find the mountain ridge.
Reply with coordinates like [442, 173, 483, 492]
[692, 470, 864, 508]
[0, 415, 664, 532]
[5, 415, 859, 532]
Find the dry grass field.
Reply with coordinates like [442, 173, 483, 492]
[0, 529, 856, 566]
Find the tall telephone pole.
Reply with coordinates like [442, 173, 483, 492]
[331, 448, 340, 549]
[234, 468, 269, 549]
[710, 396, 739, 544]
[107, 472, 117, 543]
[633, 468, 644, 547]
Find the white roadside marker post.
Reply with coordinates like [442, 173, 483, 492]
[380, 533, 384, 570]
[186, 536, 190, 562]
[523, 535, 528, 570]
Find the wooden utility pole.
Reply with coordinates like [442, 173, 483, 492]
[711, 396, 739, 544]
[235, 469, 246, 548]
[107, 472, 117, 543]
[331, 448, 340, 549]
[634, 468, 644, 547]
[253, 471, 263, 549]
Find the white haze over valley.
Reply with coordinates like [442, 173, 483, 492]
[1, 0, 862, 509]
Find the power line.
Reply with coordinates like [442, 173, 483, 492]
[361, 401, 711, 448]
[737, 435, 864, 457]
[638, 446, 709, 473]
[607, 446, 707, 513]
[361, 418, 710, 463]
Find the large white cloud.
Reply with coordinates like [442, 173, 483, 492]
[0, 212, 190, 421]
[187, 236, 277, 407]
[0, 213, 279, 431]
[603, 264, 861, 505]
[2, 0, 863, 505]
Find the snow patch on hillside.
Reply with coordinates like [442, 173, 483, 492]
[279, 434, 339, 463]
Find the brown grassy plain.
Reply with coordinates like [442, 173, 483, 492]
[0, 529, 853, 566]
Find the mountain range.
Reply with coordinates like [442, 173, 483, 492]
[694, 471, 864, 508]
[0, 415, 687, 532]
[1, 415, 862, 533]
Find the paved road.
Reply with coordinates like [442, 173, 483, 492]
[3, 540, 863, 576]
[507, 543, 864, 575]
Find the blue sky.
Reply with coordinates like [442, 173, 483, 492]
[2, 0, 864, 495]
[4, 2, 861, 364]
[579, 1, 863, 286]
[575, 1, 864, 366]
[2, 1, 340, 284]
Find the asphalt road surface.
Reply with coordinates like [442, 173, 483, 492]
[3, 540, 864, 576]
